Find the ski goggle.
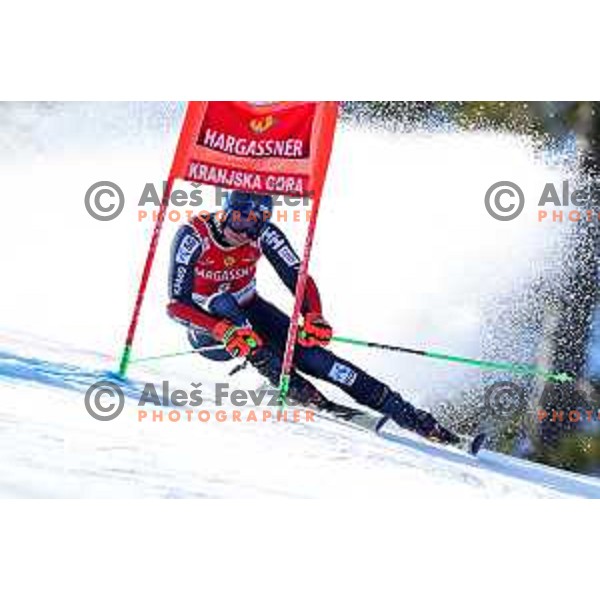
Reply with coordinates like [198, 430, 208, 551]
[225, 196, 272, 238]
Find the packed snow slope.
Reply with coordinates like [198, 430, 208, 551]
[3, 329, 600, 498]
[0, 102, 594, 498]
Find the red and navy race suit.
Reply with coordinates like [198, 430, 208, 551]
[167, 214, 386, 408]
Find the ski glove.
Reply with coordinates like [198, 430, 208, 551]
[298, 313, 333, 348]
[212, 320, 262, 358]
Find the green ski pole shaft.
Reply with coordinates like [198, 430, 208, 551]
[331, 335, 573, 383]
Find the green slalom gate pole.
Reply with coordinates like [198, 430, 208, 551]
[331, 335, 573, 383]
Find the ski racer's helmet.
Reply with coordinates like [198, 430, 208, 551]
[223, 190, 273, 239]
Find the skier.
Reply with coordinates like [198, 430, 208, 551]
[167, 190, 460, 444]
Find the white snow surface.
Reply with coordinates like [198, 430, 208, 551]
[1, 102, 598, 498]
[2, 329, 600, 498]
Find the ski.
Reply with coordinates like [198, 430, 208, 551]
[255, 382, 385, 431]
[256, 383, 486, 456]
[309, 397, 386, 431]
[310, 400, 487, 456]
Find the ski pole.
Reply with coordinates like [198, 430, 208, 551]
[128, 347, 223, 364]
[331, 335, 573, 383]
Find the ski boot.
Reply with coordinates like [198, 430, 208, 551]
[379, 387, 460, 445]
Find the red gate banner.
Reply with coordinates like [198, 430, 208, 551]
[170, 101, 338, 200]
[118, 101, 338, 378]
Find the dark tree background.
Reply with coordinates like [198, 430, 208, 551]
[341, 102, 600, 473]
